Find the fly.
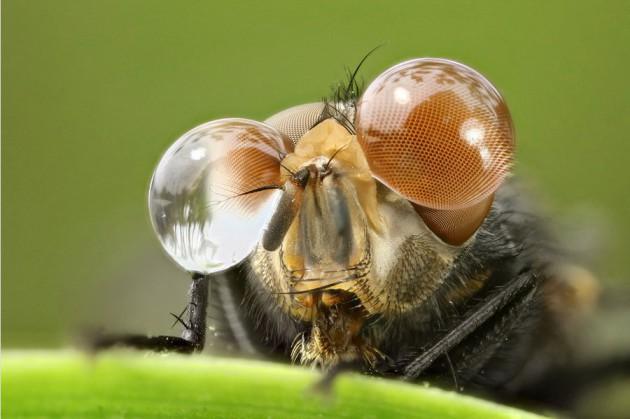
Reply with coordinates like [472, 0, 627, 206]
[92, 55, 610, 410]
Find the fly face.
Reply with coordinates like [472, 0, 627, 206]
[249, 117, 465, 366]
[248, 59, 513, 368]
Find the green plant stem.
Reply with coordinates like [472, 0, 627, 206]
[2, 351, 547, 419]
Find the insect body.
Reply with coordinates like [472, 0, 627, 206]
[98, 58, 596, 403]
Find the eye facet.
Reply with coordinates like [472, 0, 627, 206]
[355, 58, 515, 211]
[149, 118, 292, 274]
[265, 102, 326, 144]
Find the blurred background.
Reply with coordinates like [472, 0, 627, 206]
[3, 0, 629, 357]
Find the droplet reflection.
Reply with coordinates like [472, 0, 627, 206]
[148, 118, 291, 274]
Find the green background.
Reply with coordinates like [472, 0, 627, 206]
[3, 0, 629, 347]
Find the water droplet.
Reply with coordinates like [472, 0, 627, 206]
[148, 118, 291, 274]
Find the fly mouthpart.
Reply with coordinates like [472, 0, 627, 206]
[277, 243, 371, 296]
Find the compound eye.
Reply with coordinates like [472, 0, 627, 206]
[355, 58, 515, 210]
[149, 118, 292, 274]
[265, 102, 326, 144]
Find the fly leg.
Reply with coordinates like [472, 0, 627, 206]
[402, 270, 538, 380]
[88, 273, 209, 354]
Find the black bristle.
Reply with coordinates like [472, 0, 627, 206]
[320, 45, 383, 134]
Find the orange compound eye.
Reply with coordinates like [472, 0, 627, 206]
[355, 58, 515, 211]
